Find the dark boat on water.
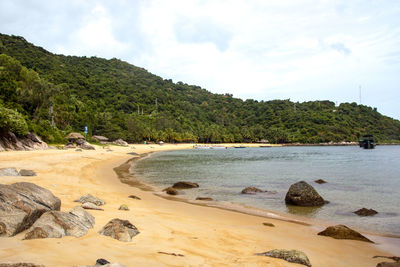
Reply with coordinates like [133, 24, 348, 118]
[359, 135, 375, 149]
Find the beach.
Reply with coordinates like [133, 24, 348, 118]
[0, 144, 397, 267]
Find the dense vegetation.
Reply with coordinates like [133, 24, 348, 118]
[1, 33, 399, 144]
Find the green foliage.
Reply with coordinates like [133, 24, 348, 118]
[0, 104, 28, 135]
[1, 33, 400, 143]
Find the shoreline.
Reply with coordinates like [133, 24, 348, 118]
[0, 144, 398, 266]
[121, 148, 400, 241]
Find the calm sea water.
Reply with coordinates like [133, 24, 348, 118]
[133, 146, 400, 235]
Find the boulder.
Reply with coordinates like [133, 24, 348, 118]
[0, 182, 61, 236]
[0, 132, 48, 152]
[19, 169, 37, 176]
[24, 206, 95, 239]
[92, 135, 109, 142]
[285, 181, 327, 206]
[241, 187, 264, 194]
[82, 202, 104, 211]
[79, 141, 95, 150]
[172, 181, 199, 189]
[113, 139, 128, 147]
[63, 143, 76, 149]
[118, 204, 129, 211]
[354, 208, 378, 216]
[314, 179, 327, 184]
[196, 197, 213, 201]
[74, 194, 105, 206]
[163, 187, 178, 195]
[0, 168, 20, 176]
[256, 249, 311, 267]
[317, 225, 373, 243]
[98, 218, 139, 242]
[66, 132, 85, 141]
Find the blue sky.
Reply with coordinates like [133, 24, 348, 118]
[1, 0, 400, 119]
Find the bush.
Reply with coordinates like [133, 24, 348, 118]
[0, 105, 28, 136]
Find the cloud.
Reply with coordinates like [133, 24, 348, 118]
[330, 43, 351, 55]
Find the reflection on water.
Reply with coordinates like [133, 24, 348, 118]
[134, 146, 400, 235]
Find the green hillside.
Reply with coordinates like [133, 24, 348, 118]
[1, 33, 399, 143]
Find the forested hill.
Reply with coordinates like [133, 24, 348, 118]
[1, 33, 400, 144]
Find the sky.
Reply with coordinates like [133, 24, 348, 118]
[1, 0, 400, 119]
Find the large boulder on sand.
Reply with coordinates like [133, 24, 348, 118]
[66, 132, 85, 141]
[256, 249, 311, 267]
[0, 182, 61, 237]
[113, 139, 128, 146]
[285, 181, 327, 206]
[172, 181, 199, 189]
[98, 218, 139, 242]
[317, 224, 373, 243]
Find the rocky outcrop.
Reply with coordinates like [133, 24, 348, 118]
[317, 225, 373, 243]
[285, 181, 327, 206]
[98, 218, 139, 242]
[314, 179, 327, 184]
[81, 202, 104, 211]
[0, 168, 20, 176]
[19, 169, 37, 176]
[354, 208, 378, 216]
[113, 139, 128, 147]
[163, 187, 178, 195]
[172, 181, 199, 189]
[256, 249, 311, 267]
[74, 194, 105, 206]
[0, 182, 61, 237]
[241, 187, 264, 194]
[0, 132, 48, 152]
[24, 206, 94, 239]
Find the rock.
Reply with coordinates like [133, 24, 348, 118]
[354, 208, 378, 216]
[113, 139, 128, 146]
[79, 141, 95, 150]
[373, 256, 400, 262]
[285, 181, 327, 206]
[0, 168, 20, 176]
[128, 195, 141, 200]
[96, 258, 110, 265]
[317, 225, 373, 243]
[92, 136, 109, 142]
[19, 169, 37, 176]
[262, 222, 275, 227]
[241, 187, 264, 194]
[24, 206, 95, 239]
[75, 148, 83, 152]
[196, 197, 213, 201]
[118, 204, 129, 211]
[66, 132, 85, 141]
[0, 131, 48, 151]
[74, 194, 105, 206]
[63, 143, 76, 149]
[98, 218, 139, 242]
[172, 181, 199, 189]
[377, 262, 400, 267]
[256, 249, 311, 267]
[82, 202, 104, 211]
[314, 179, 327, 184]
[0, 182, 61, 236]
[0, 264, 42, 267]
[163, 187, 178, 195]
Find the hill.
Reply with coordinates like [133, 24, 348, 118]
[1, 33, 399, 144]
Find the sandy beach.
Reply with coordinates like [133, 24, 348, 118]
[0, 144, 397, 267]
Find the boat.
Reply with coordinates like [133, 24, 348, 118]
[359, 135, 375, 149]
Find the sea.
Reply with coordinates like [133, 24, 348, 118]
[132, 145, 400, 236]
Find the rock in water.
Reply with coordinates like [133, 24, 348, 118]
[98, 218, 139, 242]
[241, 187, 264, 194]
[82, 202, 104, 211]
[285, 181, 327, 206]
[0, 167, 20, 176]
[0, 182, 61, 236]
[24, 206, 95, 239]
[163, 187, 178, 195]
[317, 225, 373, 243]
[196, 197, 213, 201]
[314, 179, 327, 184]
[256, 249, 312, 267]
[354, 208, 378, 216]
[19, 169, 37, 176]
[74, 194, 106, 206]
[172, 181, 199, 189]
